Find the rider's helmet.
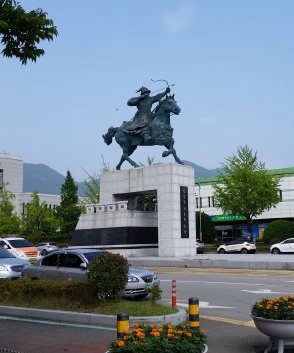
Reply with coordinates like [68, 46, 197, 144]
[137, 86, 151, 95]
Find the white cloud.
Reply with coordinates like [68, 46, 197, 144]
[162, 4, 197, 33]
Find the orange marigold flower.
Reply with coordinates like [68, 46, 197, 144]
[167, 333, 174, 338]
[117, 341, 125, 347]
[135, 323, 141, 328]
[153, 332, 160, 337]
[186, 332, 192, 337]
[123, 335, 129, 340]
[168, 329, 174, 334]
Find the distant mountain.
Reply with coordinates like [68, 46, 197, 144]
[182, 160, 222, 178]
[23, 163, 85, 196]
[23, 161, 221, 196]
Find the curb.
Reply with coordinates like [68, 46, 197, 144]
[0, 306, 187, 326]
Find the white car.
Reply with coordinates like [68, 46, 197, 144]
[217, 239, 256, 254]
[0, 246, 29, 279]
[0, 237, 41, 261]
[270, 238, 294, 254]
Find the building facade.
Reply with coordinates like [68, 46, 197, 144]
[195, 168, 294, 241]
[0, 152, 60, 215]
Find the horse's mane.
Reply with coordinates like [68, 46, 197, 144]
[153, 95, 175, 114]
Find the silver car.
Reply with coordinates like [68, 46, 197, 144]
[35, 242, 60, 256]
[0, 246, 29, 279]
[21, 248, 160, 298]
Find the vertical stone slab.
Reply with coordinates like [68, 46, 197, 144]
[100, 164, 196, 257]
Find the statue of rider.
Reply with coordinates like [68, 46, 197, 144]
[122, 85, 171, 142]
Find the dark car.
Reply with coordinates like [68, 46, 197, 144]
[21, 248, 160, 298]
[196, 239, 205, 254]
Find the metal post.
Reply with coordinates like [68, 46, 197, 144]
[117, 312, 129, 338]
[188, 297, 199, 329]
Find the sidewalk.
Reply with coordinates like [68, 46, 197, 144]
[127, 253, 294, 270]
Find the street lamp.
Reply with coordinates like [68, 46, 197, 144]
[196, 182, 202, 241]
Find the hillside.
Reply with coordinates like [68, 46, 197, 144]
[23, 161, 221, 196]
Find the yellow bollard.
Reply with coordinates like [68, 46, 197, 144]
[117, 312, 129, 338]
[188, 297, 199, 329]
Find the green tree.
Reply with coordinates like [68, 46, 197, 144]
[22, 192, 58, 238]
[263, 219, 294, 244]
[57, 171, 81, 236]
[0, 0, 58, 64]
[195, 211, 217, 243]
[0, 183, 21, 234]
[82, 156, 111, 204]
[213, 145, 280, 238]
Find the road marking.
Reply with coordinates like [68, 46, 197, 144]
[160, 279, 281, 286]
[0, 315, 116, 331]
[242, 288, 289, 294]
[164, 300, 235, 309]
[200, 315, 255, 328]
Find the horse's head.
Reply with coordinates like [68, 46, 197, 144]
[155, 95, 181, 116]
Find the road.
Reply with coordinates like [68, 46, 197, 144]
[158, 267, 294, 322]
[0, 267, 294, 353]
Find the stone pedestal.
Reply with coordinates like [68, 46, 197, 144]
[99, 164, 196, 257]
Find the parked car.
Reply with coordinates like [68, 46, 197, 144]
[21, 248, 160, 298]
[36, 242, 60, 256]
[217, 239, 256, 254]
[270, 238, 294, 254]
[0, 237, 40, 261]
[196, 239, 205, 254]
[0, 246, 29, 279]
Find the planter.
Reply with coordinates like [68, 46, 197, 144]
[251, 315, 294, 353]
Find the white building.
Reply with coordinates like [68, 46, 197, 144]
[195, 167, 294, 241]
[0, 152, 60, 215]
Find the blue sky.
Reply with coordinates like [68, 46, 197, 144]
[1, 1, 294, 181]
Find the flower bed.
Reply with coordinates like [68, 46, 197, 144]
[108, 323, 207, 353]
[252, 296, 294, 320]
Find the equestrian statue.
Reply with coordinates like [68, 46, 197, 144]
[102, 80, 184, 170]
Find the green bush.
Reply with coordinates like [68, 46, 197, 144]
[0, 279, 96, 308]
[263, 220, 294, 244]
[87, 253, 129, 299]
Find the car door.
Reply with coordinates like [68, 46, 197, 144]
[226, 240, 238, 252]
[280, 239, 294, 253]
[38, 253, 59, 279]
[57, 252, 87, 281]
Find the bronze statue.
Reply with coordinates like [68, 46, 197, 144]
[122, 86, 170, 142]
[103, 82, 183, 170]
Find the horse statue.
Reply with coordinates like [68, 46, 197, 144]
[102, 95, 184, 170]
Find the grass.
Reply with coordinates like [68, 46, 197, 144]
[0, 279, 177, 316]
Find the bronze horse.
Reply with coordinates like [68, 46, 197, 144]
[102, 95, 183, 170]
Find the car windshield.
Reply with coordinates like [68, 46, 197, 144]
[0, 247, 14, 258]
[82, 251, 108, 263]
[8, 239, 33, 248]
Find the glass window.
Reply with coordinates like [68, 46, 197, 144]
[8, 239, 33, 248]
[284, 239, 294, 244]
[41, 253, 59, 266]
[0, 169, 3, 190]
[64, 254, 83, 268]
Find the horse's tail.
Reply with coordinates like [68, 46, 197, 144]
[102, 126, 118, 145]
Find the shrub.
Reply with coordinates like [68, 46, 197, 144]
[147, 285, 162, 304]
[263, 220, 294, 244]
[0, 279, 96, 308]
[87, 252, 129, 299]
[252, 296, 294, 320]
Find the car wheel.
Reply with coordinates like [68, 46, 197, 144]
[41, 249, 47, 256]
[272, 248, 280, 255]
[240, 248, 248, 254]
[218, 248, 226, 254]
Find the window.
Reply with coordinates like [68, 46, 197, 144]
[279, 190, 283, 202]
[41, 253, 58, 266]
[284, 239, 294, 244]
[65, 254, 83, 268]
